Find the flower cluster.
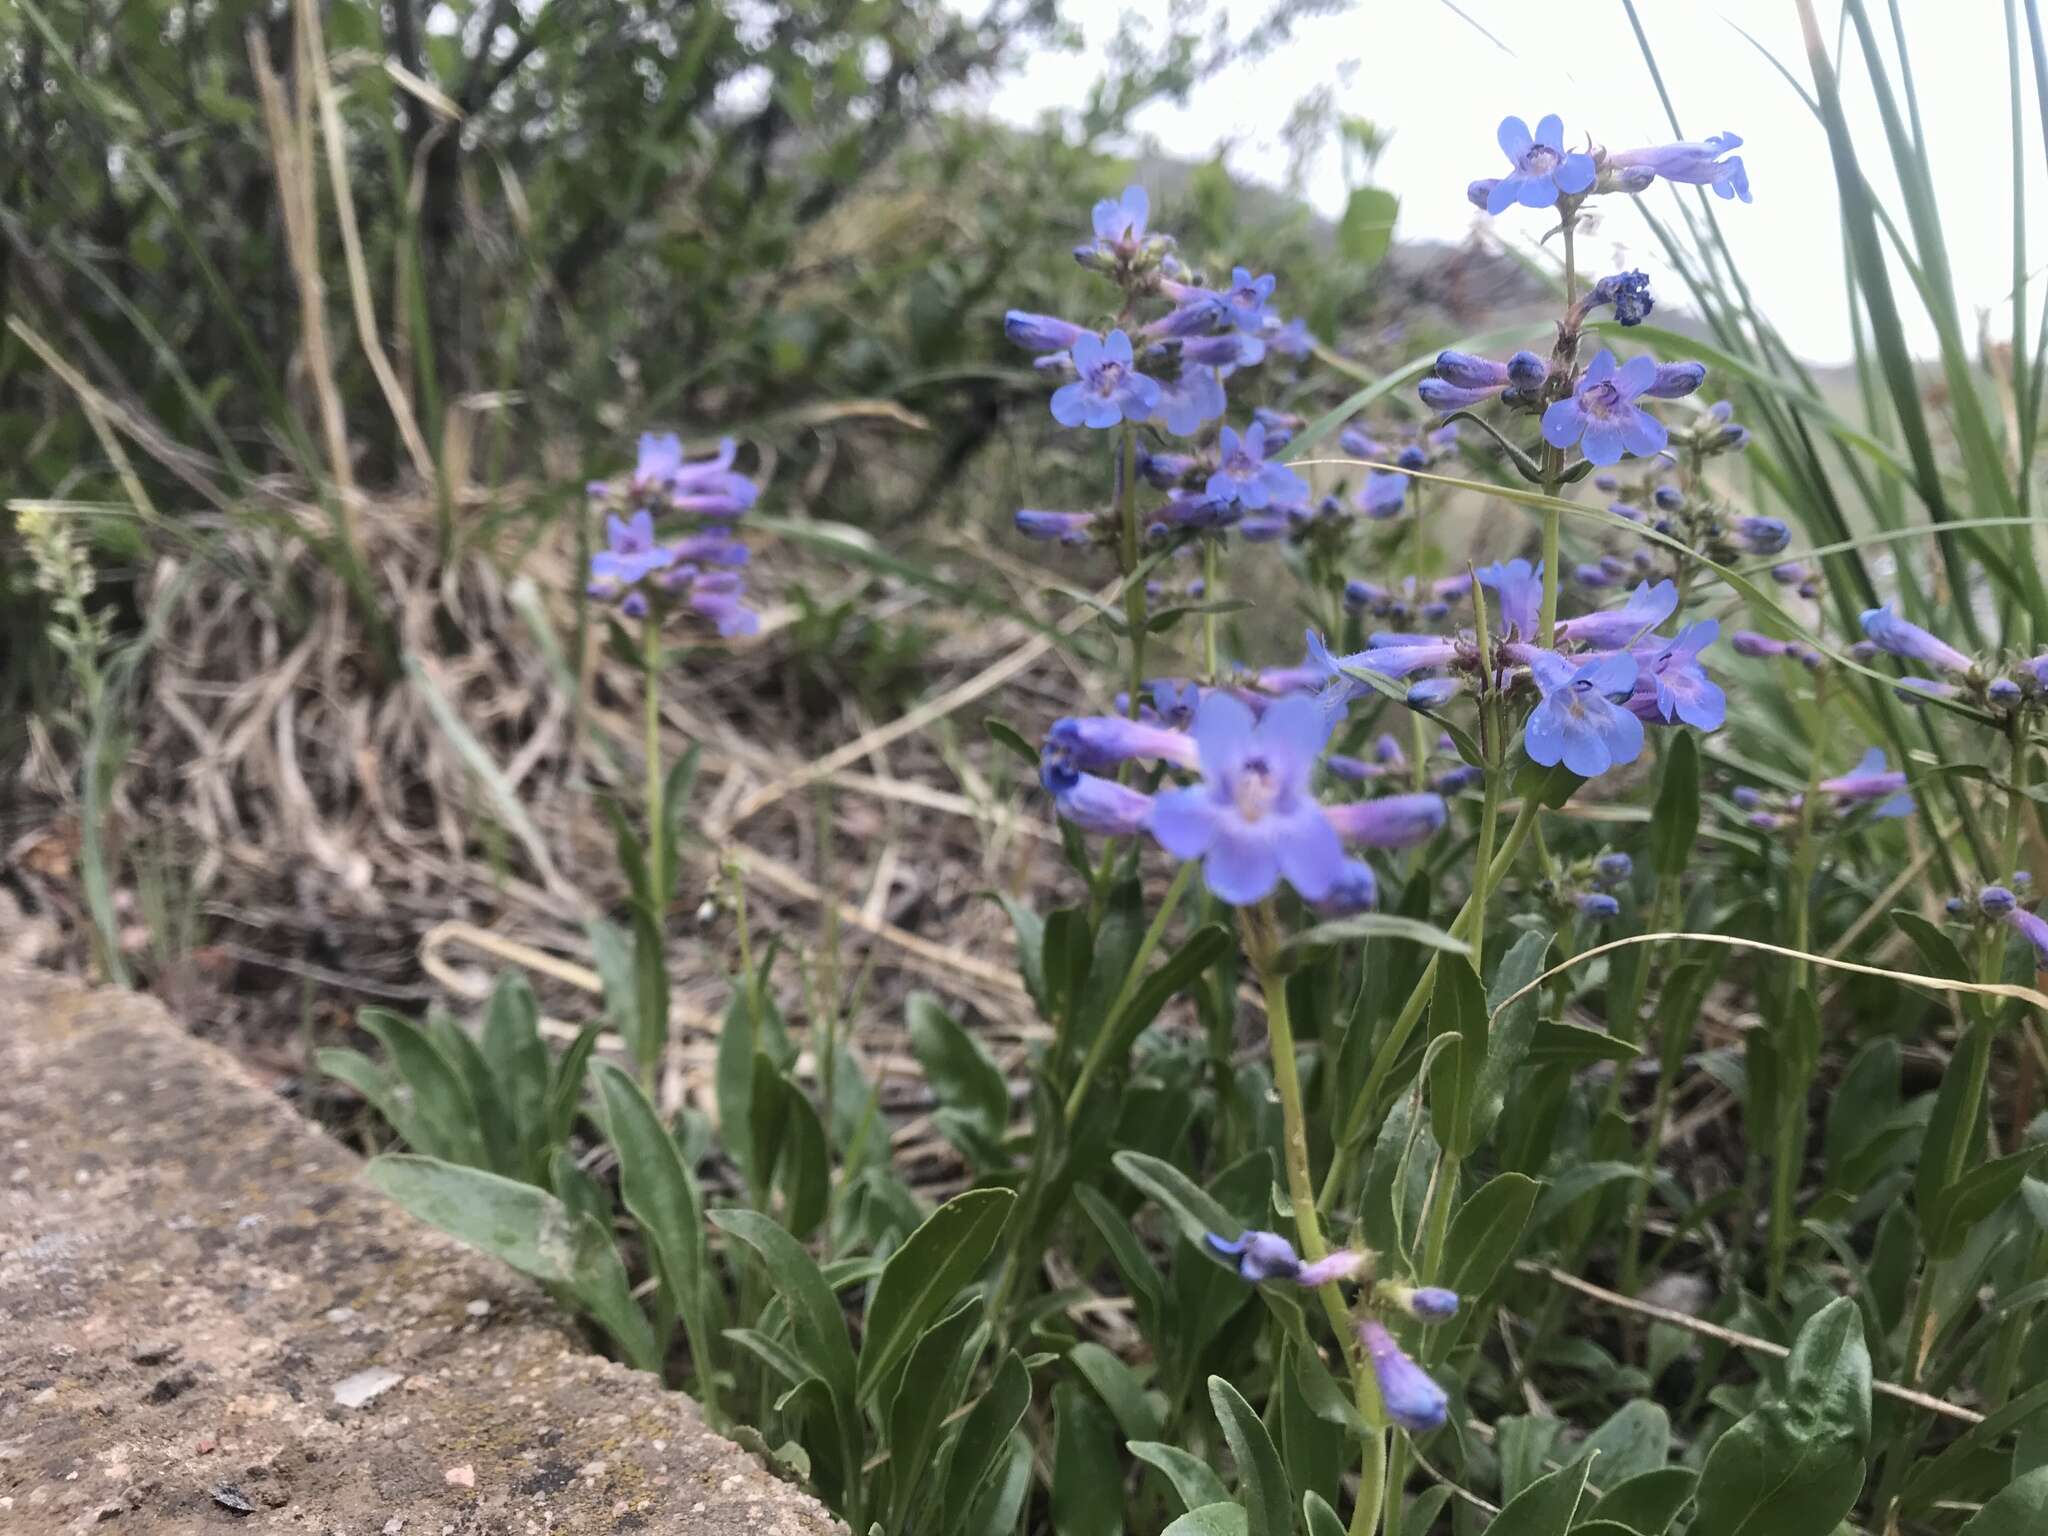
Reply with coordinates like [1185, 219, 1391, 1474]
[1204, 1230, 1456, 1433]
[1946, 877, 2048, 970]
[1468, 116, 1751, 212]
[1006, 184, 1312, 455]
[1037, 687, 1450, 908]
[1312, 563, 1724, 781]
[586, 432, 760, 636]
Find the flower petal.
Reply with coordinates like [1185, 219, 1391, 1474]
[1497, 115, 1535, 161]
[1148, 786, 1221, 859]
[1049, 383, 1088, 427]
[1613, 354, 1659, 399]
[1621, 409, 1669, 458]
[1556, 151, 1597, 194]
[1487, 174, 1528, 215]
[1191, 690, 1259, 779]
[1204, 827, 1282, 905]
[1516, 174, 1559, 209]
[1581, 421, 1627, 465]
[1273, 806, 1345, 902]
[1541, 399, 1586, 448]
[1534, 113, 1565, 151]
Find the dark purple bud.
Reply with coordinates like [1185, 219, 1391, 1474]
[2017, 872, 2035, 891]
[1205, 1229, 1302, 1282]
[1981, 885, 2018, 917]
[1015, 510, 1095, 545]
[1732, 785, 1764, 809]
[1946, 895, 1969, 916]
[1005, 311, 1090, 352]
[1653, 485, 1685, 512]
[1435, 350, 1511, 391]
[1406, 677, 1463, 710]
[1736, 516, 1791, 555]
[1467, 178, 1501, 210]
[1418, 378, 1500, 413]
[1990, 678, 2022, 706]
[1380, 1283, 1460, 1322]
[1771, 562, 1808, 586]
[1433, 763, 1484, 794]
[1578, 892, 1621, 920]
[1646, 361, 1708, 399]
[1507, 351, 1550, 392]
[1596, 852, 1634, 886]
[1593, 473, 1619, 492]
[1732, 630, 1790, 659]
[1590, 270, 1654, 326]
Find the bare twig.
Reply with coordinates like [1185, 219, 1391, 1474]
[1517, 1262, 1983, 1425]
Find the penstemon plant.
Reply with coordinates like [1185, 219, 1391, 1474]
[324, 95, 2048, 1536]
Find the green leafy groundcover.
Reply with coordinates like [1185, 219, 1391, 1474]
[296, 9, 2048, 1536]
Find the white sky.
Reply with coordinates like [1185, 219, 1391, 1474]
[973, 0, 2040, 364]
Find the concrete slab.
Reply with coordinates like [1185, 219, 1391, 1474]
[0, 969, 844, 1535]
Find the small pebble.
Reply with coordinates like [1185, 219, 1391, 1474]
[443, 1466, 475, 1490]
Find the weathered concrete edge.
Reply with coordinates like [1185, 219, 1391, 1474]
[0, 966, 846, 1534]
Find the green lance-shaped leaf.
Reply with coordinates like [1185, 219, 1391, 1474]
[856, 1187, 1015, 1401]
[1208, 1375, 1290, 1536]
[357, 1007, 483, 1165]
[1485, 1458, 1593, 1535]
[363, 1154, 656, 1370]
[1129, 1442, 1230, 1514]
[1689, 1296, 1871, 1536]
[940, 1352, 1033, 1535]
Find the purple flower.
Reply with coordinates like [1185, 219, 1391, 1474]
[1507, 351, 1550, 394]
[1075, 184, 1152, 267]
[588, 510, 676, 602]
[669, 437, 760, 516]
[1044, 715, 1201, 778]
[1485, 114, 1598, 215]
[1015, 510, 1095, 545]
[1051, 330, 1161, 429]
[1646, 361, 1708, 400]
[2008, 907, 2048, 969]
[1732, 630, 1792, 659]
[1381, 1285, 1460, 1323]
[1734, 516, 1791, 555]
[1629, 620, 1726, 730]
[1555, 579, 1679, 648]
[1324, 793, 1449, 849]
[1575, 563, 1614, 589]
[1266, 316, 1316, 358]
[1207, 422, 1311, 511]
[1525, 651, 1646, 778]
[1981, 885, 2018, 917]
[1205, 1231, 1365, 1286]
[1148, 693, 1346, 905]
[1360, 471, 1408, 519]
[1419, 377, 1499, 412]
[1654, 485, 1685, 512]
[1433, 763, 1483, 794]
[1596, 852, 1634, 886]
[1467, 177, 1500, 210]
[1771, 562, 1809, 587]
[1478, 558, 1544, 637]
[1589, 270, 1655, 326]
[1436, 351, 1511, 391]
[1861, 605, 1972, 675]
[1609, 133, 1752, 202]
[1542, 351, 1670, 466]
[1991, 677, 2023, 707]
[1206, 1229, 1302, 1281]
[1048, 772, 1154, 837]
[1359, 1319, 1449, 1433]
[1578, 892, 1621, 919]
[1223, 266, 1278, 333]
[1310, 859, 1380, 916]
[1896, 677, 1961, 704]
[1408, 677, 1464, 709]
[1819, 746, 1912, 817]
[1154, 364, 1227, 436]
[1006, 311, 1090, 353]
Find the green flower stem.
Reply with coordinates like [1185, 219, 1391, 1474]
[644, 614, 666, 914]
[1116, 425, 1147, 719]
[1770, 671, 1834, 1299]
[1243, 907, 1388, 1536]
[1203, 537, 1221, 682]
[1618, 872, 1681, 1299]
[1063, 860, 1196, 1124]
[1538, 211, 1579, 649]
[1319, 790, 1544, 1214]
